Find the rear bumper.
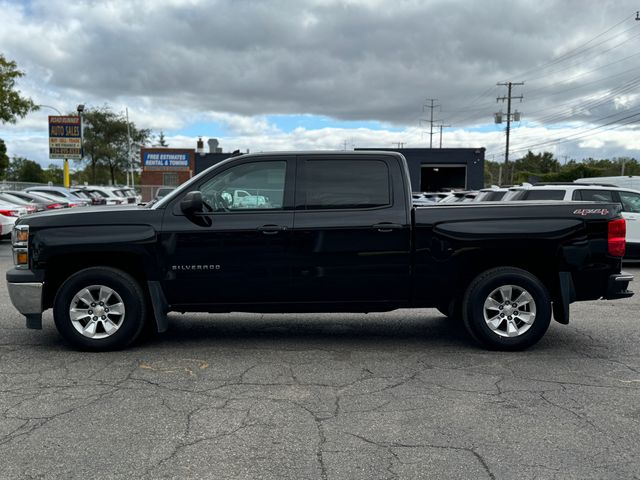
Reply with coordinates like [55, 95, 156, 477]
[605, 272, 634, 299]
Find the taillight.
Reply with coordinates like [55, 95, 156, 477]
[0, 209, 20, 217]
[608, 218, 626, 257]
[46, 203, 63, 209]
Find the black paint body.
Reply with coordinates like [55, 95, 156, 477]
[9, 151, 629, 318]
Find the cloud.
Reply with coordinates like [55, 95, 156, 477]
[1, 0, 640, 166]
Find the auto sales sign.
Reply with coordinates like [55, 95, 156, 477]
[49, 116, 82, 159]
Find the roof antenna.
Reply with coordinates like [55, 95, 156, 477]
[636, 11, 640, 20]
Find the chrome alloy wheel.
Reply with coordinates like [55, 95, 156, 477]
[69, 285, 126, 339]
[482, 285, 536, 338]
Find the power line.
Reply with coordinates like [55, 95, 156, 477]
[487, 108, 640, 157]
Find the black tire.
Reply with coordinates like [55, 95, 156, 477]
[53, 267, 146, 351]
[462, 267, 552, 351]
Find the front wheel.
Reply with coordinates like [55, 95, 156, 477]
[462, 267, 551, 351]
[53, 267, 146, 351]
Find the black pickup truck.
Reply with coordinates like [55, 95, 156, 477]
[6, 151, 634, 351]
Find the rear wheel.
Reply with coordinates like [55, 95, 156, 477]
[53, 267, 146, 351]
[462, 267, 551, 350]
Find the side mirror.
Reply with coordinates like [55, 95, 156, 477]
[180, 191, 203, 215]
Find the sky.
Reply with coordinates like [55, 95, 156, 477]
[2, 0, 640, 167]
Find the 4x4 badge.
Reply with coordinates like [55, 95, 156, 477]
[573, 208, 609, 216]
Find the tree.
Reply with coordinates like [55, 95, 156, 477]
[6, 156, 46, 183]
[0, 139, 8, 179]
[43, 163, 64, 184]
[157, 131, 169, 147]
[0, 54, 38, 124]
[80, 106, 150, 184]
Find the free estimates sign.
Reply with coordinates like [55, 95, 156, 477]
[49, 116, 82, 159]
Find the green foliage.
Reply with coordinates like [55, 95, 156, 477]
[80, 105, 150, 184]
[484, 151, 639, 186]
[0, 54, 38, 124]
[0, 139, 9, 179]
[6, 156, 46, 183]
[43, 164, 64, 184]
[157, 131, 168, 147]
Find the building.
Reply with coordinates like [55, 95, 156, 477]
[356, 147, 485, 192]
[139, 139, 232, 200]
[140, 140, 485, 200]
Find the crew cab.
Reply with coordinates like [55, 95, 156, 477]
[6, 151, 634, 351]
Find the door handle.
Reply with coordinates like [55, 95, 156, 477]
[372, 223, 403, 233]
[258, 225, 287, 235]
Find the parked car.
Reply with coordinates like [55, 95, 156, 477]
[474, 186, 509, 202]
[71, 188, 108, 206]
[5, 151, 633, 352]
[3, 190, 67, 210]
[112, 187, 142, 204]
[0, 193, 38, 214]
[24, 187, 91, 207]
[0, 213, 16, 238]
[79, 186, 128, 205]
[503, 182, 640, 258]
[439, 191, 478, 203]
[412, 192, 449, 206]
[0, 201, 28, 226]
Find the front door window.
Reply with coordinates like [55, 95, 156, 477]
[200, 161, 287, 212]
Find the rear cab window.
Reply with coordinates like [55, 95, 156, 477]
[299, 159, 391, 210]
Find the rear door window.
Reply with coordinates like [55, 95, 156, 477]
[301, 160, 390, 210]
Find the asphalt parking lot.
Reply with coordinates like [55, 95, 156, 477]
[0, 241, 639, 480]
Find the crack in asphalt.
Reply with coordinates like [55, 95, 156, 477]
[347, 432, 496, 480]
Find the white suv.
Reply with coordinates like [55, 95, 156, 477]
[504, 183, 640, 258]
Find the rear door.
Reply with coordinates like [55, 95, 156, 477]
[289, 154, 411, 305]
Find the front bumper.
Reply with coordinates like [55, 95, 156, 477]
[605, 272, 634, 299]
[7, 281, 44, 314]
[6, 269, 45, 329]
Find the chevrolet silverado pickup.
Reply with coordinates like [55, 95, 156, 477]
[6, 151, 634, 351]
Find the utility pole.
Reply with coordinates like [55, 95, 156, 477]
[126, 108, 134, 187]
[495, 82, 524, 181]
[421, 98, 440, 148]
[437, 124, 451, 148]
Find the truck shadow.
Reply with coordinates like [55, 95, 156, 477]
[142, 310, 473, 349]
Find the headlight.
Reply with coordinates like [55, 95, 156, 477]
[12, 225, 29, 269]
[12, 224, 29, 246]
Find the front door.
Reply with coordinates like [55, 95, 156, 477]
[160, 157, 295, 307]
